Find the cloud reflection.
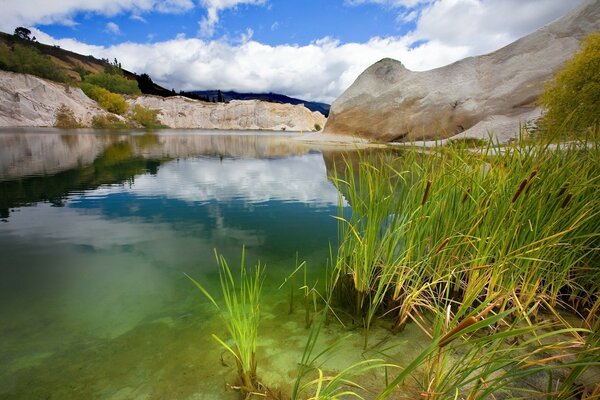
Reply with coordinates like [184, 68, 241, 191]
[92, 153, 343, 207]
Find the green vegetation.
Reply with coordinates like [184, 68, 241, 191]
[187, 249, 264, 396]
[0, 43, 68, 82]
[129, 105, 165, 128]
[189, 136, 599, 399]
[539, 30, 600, 136]
[91, 113, 130, 129]
[320, 139, 600, 398]
[54, 104, 83, 128]
[83, 70, 140, 95]
[80, 83, 128, 115]
[314, 123, 321, 131]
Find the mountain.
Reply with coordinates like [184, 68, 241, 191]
[189, 90, 330, 116]
[323, 0, 599, 143]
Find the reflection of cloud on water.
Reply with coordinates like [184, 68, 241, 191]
[94, 153, 343, 207]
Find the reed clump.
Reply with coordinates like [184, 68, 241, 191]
[321, 137, 600, 398]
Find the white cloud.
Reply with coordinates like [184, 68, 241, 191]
[0, 0, 194, 32]
[17, 0, 585, 103]
[130, 14, 148, 23]
[344, 0, 431, 8]
[413, 0, 581, 55]
[104, 21, 121, 35]
[198, 0, 267, 37]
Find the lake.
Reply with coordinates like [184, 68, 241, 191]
[0, 129, 426, 399]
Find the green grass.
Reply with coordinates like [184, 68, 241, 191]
[321, 136, 600, 398]
[187, 248, 264, 395]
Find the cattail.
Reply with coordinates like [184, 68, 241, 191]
[439, 316, 478, 347]
[561, 193, 573, 209]
[525, 170, 538, 194]
[461, 189, 471, 204]
[435, 238, 450, 254]
[512, 178, 528, 203]
[421, 180, 432, 205]
[528, 170, 538, 181]
[557, 183, 569, 197]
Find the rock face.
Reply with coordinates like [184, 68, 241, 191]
[0, 70, 326, 131]
[129, 95, 326, 131]
[324, 0, 600, 142]
[0, 71, 105, 127]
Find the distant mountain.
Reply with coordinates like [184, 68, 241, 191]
[189, 90, 330, 116]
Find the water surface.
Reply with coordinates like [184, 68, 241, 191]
[0, 129, 424, 399]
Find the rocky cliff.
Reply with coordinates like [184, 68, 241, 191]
[0, 70, 326, 131]
[324, 0, 600, 142]
[0, 71, 105, 127]
[128, 95, 326, 131]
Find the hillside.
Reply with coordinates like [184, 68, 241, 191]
[0, 31, 329, 111]
[190, 90, 330, 116]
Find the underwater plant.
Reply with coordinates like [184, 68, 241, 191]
[187, 248, 264, 395]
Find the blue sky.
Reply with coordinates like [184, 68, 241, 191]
[36, 2, 418, 46]
[1, 0, 582, 102]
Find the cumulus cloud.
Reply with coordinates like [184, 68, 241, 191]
[344, 0, 431, 8]
[413, 0, 581, 55]
[0, 0, 195, 32]
[198, 0, 267, 37]
[14, 0, 584, 103]
[104, 21, 121, 35]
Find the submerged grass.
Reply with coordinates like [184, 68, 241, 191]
[187, 248, 264, 395]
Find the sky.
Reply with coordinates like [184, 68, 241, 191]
[1, 0, 583, 103]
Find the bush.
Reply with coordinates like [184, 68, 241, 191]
[54, 104, 83, 128]
[314, 123, 321, 131]
[539, 31, 600, 135]
[80, 83, 129, 115]
[91, 114, 131, 129]
[130, 105, 166, 128]
[83, 71, 141, 95]
[0, 43, 69, 82]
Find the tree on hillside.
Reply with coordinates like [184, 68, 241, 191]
[137, 73, 154, 93]
[539, 30, 600, 135]
[14, 27, 32, 41]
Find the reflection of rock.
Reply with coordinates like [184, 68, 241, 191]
[323, 0, 600, 142]
[0, 132, 312, 181]
[0, 132, 107, 180]
[0, 71, 105, 127]
[129, 96, 326, 131]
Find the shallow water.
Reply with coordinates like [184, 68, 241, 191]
[0, 129, 426, 399]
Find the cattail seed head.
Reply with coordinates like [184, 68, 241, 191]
[512, 178, 528, 203]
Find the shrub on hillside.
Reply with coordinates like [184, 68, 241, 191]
[80, 83, 129, 115]
[130, 105, 167, 128]
[54, 104, 83, 128]
[539, 31, 600, 135]
[0, 43, 69, 82]
[83, 71, 141, 95]
[92, 114, 132, 129]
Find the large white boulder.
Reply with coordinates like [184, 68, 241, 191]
[323, 0, 600, 142]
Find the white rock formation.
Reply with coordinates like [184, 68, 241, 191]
[0, 71, 104, 127]
[128, 95, 326, 131]
[0, 71, 326, 132]
[324, 0, 600, 142]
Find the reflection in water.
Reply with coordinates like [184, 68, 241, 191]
[0, 130, 383, 399]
